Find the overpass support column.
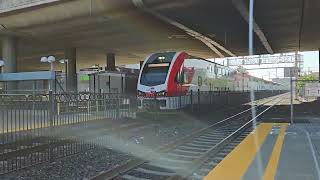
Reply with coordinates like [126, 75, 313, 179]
[2, 35, 17, 92]
[65, 48, 77, 92]
[106, 53, 116, 71]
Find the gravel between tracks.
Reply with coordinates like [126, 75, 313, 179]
[1, 146, 131, 180]
[0, 113, 208, 180]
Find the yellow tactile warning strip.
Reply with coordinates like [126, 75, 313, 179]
[262, 124, 288, 180]
[204, 123, 273, 180]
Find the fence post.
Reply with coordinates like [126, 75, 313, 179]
[104, 93, 107, 118]
[128, 96, 131, 117]
[49, 90, 54, 162]
[76, 94, 79, 122]
[87, 100, 90, 115]
[154, 92, 158, 119]
[116, 94, 120, 119]
[190, 90, 193, 112]
[290, 77, 293, 124]
[96, 97, 99, 113]
[179, 91, 182, 109]
[198, 89, 200, 112]
[209, 90, 212, 105]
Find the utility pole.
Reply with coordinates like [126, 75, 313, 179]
[290, 74, 293, 123]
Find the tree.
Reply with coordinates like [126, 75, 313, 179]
[296, 74, 318, 97]
[296, 74, 317, 89]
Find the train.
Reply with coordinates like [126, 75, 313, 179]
[137, 51, 280, 110]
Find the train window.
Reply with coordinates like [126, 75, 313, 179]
[198, 76, 203, 86]
[175, 70, 187, 84]
[174, 72, 179, 83]
[140, 65, 170, 86]
[181, 71, 186, 84]
[184, 72, 188, 83]
[214, 65, 218, 75]
[175, 72, 182, 84]
[210, 65, 213, 73]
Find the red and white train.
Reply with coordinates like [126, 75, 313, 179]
[137, 51, 279, 109]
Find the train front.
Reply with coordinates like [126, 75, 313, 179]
[137, 52, 178, 110]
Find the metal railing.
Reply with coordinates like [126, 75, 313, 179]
[143, 90, 287, 112]
[0, 90, 285, 174]
[0, 92, 136, 174]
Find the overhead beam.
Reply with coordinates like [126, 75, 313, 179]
[0, 24, 31, 37]
[232, 0, 274, 54]
[132, 0, 236, 58]
[0, 0, 63, 14]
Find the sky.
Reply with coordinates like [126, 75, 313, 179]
[302, 51, 319, 72]
[247, 51, 319, 80]
[210, 51, 319, 80]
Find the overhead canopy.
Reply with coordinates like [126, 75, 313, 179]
[0, 71, 54, 81]
[0, 0, 318, 71]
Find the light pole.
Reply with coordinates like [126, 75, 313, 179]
[0, 60, 4, 73]
[0, 60, 4, 93]
[40, 56, 56, 91]
[59, 59, 69, 91]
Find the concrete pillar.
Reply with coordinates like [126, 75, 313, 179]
[106, 53, 116, 71]
[2, 36, 17, 73]
[65, 48, 77, 92]
[2, 36, 17, 92]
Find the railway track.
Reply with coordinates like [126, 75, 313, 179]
[0, 120, 143, 175]
[90, 94, 286, 180]
[189, 128, 252, 180]
[0, 94, 263, 175]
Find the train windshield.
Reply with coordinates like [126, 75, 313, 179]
[140, 64, 170, 86]
[140, 52, 175, 86]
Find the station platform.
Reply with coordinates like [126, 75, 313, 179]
[204, 123, 320, 180]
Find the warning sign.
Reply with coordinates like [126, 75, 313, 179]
[305, 83, 320, 97]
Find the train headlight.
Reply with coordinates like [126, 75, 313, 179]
[137, 91, 145, 96]
[156, 91, 166, 96]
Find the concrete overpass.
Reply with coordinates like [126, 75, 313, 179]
[0, 0, 319, 89]
[0, 0, 213, 72]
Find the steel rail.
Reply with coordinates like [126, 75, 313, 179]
[89, 93, 286, 180]
[168, 96, 285, 180]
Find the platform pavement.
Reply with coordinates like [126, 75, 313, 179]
[204, 123, 320, 180]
